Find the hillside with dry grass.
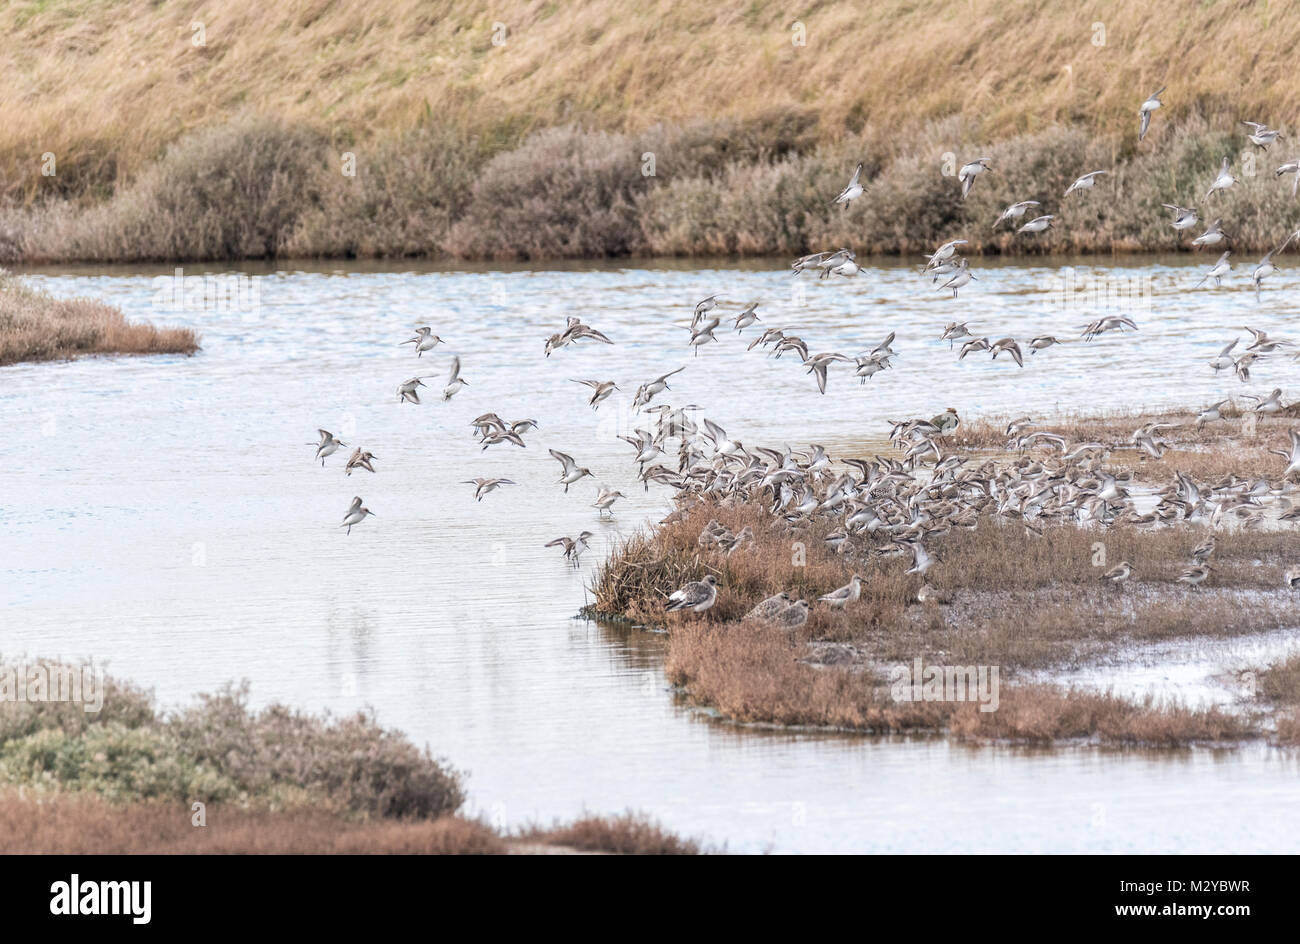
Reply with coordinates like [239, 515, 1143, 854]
[1, 1, 1298, 261]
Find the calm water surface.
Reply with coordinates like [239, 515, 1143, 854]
[3, 255, 1299, 852]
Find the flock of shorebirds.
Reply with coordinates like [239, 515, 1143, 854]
[308, 85, 1300, 620]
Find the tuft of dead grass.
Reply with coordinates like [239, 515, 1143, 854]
[519, 812, 706, 855]
[0, 271, 197, 365]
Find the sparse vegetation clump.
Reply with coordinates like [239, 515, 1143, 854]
[593, 409, 1300, 746]
[0, 272, 198, 366]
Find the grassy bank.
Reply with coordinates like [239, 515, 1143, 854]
[593, 409, 1300, 745]
[0, 658, 702, 853]
[3, 2, 1300, 262]
[0, 271, 197, 365]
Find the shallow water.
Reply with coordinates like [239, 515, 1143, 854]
[3, 254, 1300, 853]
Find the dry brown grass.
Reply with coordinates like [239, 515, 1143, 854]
[0, 794, 508, 854]
[1, 0, 1296, 199]
[0, 271, 197, 365]
[664, 621, 1254, 744]
[0, 793, 701, 854]
[520, 812, 705, 855]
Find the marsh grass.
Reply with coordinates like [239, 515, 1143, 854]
[518, 812, 706, 855]
[0, 271, 198, 365]
[594, 409, 1300, 743]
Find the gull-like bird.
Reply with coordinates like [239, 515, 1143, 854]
[1139, 87, 1165, 141]
[310, 429, 345, 467]
[665, 574, 719, 613]
[442, 355, 468, 401]
[958, 158, 992, 199]
[402, 326, 442, 357]
[1196, 251, 1231, 287]
[1242, 121, 1284, 150]
[1162, 203, 1199, 231]
[1205, 158, 1237, 200]
[994, 200, 1040, 229]
[548, 449, 593, 493]
[339, 496, 374, 535]
[1064, 171, 1107, 197]
[833, 163, 865, 206]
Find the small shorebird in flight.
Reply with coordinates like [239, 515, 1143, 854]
[733, 302, 761, 332]
[940, 321, 974, 348]
[397, 376, 426, 404]
[666, 574, 719, 613]
[1017, 215, 1055, 235]
[442, 355, 468, 401]
[572, 378, 619, 410]
[924, 239, 968, 271]
[833, 163, 865, 206]
[1064, 170, 1107, 197]
[344, 448, 377, 476]
[549, 449, 593, 492]
[958, 158, 992, 199]
[545, 531, 594, 567]
[402, 326, 442, 357]
[463, 477, 516, 502]
[1272, 430, 1300, 480]
[1277, 159, 1300, 197]
[310, 429, 345, 467]
[592, 487, 626, 517]
[339, 496, 374, 535]
[818, 575, 862, 610]
[1028, 335, 1061, 354]
[994, 200, 1040, 229]
[1205, 158, 1237, 200]
[632, 366, 685, 410]
[692, 294, 721, 328]
[1139, 87, 1165, 141]
[1192, 219, 1229, 249]
[940, 258, 975, 298]
[1251, 245, 1287, 300]
[1196, 251, 1232, 287]
[1242, 121, 1283, 149]
[1162, 203, 1199, 231]
[990, 337, 1025, 366]
[1208, 342, 1237, 374]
